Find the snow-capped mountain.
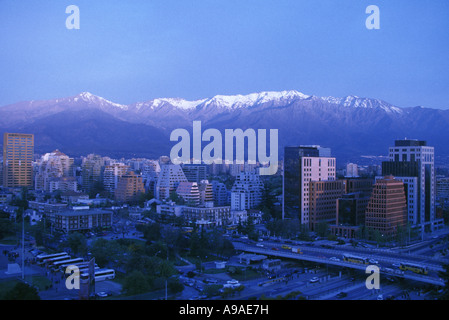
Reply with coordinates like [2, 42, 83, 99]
[0, 90, 448, 160]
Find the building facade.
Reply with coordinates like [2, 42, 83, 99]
[365, 176, 407, 238]
[382, 139, 441, 231]
[3, 133, 34, 188]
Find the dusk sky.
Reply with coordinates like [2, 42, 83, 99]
[1, 0, 448, 109]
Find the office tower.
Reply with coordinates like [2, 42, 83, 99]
[345, 163, 359, 178]
[155, 164, 188, 200]
[211, 181, 229, 206]
[230, 171, 264, 211]
[382, 139, 441, 231]
[103, 163, 130, 194]
[365, 175, 407, 238]
[376, 176, 418, 227]
[436, 177, 449, 200]
[308, 180, 346, 231]
[283, 146, 336, 224]
[81, 154, 105, 193]
[34, 149, 74, 191]
[3, 133, 34, 188]
[114, 171, 145, 202]
[181, 164, 208, 183]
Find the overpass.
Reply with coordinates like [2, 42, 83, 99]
[233, 242, 445, 287]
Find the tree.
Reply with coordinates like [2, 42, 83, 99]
[4, 282, 40, 300]
[67, 232, 88, 256]
[123, 270, 151, 295]
[0, 211, 15, 240]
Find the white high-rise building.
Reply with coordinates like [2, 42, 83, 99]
[34, 149, 74, 191]
[283, 146, 336, 224]
[103, 163, 130, 194]
[231, 171, 264, 211]
[155, 164, 188, 200]
[383, 139, 442, 231]
[345, 163, 359, 178]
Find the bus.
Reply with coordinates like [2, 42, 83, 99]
[36, 252, 68, 265]
[62, 263, 100, 277]
[342, 253, 369, 265]
[51, 258, 84, 271]
[399, 263, 428, 275]
[43, 255, 71, 267]
[81, 269, 115, 282]
[59, 261, 94, 273]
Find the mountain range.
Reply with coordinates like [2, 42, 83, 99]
[1, 90, 448, 164]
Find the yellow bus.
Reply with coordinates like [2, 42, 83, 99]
[399, 263, 428, 275]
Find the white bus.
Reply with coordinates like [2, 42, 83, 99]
[43, 255, 71, 267]
[36, 252, 68, 265]
[81, 269, 115, 282]
[51, 258, 84, 271]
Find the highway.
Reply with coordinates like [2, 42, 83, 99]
[232, 240, 446, 286]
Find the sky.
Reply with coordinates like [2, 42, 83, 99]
[0, 0, 448, 109]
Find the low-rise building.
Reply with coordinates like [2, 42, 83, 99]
[48, 208, 113, 233]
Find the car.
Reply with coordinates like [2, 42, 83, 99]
[329, 257, 340, 261]
[309, 277, 319, 283]
[336, 292, 347, 299]
[256, 243, 264, 247]
[392, 263, 401, 268]
[377, 294, 383, 300]
[96, 292, 108, 298]
[369, 259, 379, 264]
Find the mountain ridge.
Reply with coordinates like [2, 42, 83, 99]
[0, 90, 448, 162]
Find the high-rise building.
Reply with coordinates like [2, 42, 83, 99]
[155, 164, 188, 200]
[81, 154, 105, 193]
[345, 163, 359, 178]
[308, 180, 346, 231]
[176, 181, 200, 206]
[181, 164, 208, 183]
[103, 163, 130, 194]
[34, 149, 74, 191]
[198, 180, 214, 206]
[365, 175, 407, 238]
[376, 176, 418, 227]
[3, 133, 34, 188]
[283, 146, 336, 224]
[382, 139, 442, 231]
[114, 171, 145, 202]
[231, 171, 264, 211]
[436, 177, 449, 200]
[211, 181, 229, 206]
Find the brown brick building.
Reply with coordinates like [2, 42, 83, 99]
[309, 180, 346, 231]
[114, 171, 145, 202]
[365, 175, 407, 238]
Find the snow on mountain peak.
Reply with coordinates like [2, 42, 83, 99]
[202, 90, 310, 109]
[74, 92, 128, 110]
[320, 95, 403, 114]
